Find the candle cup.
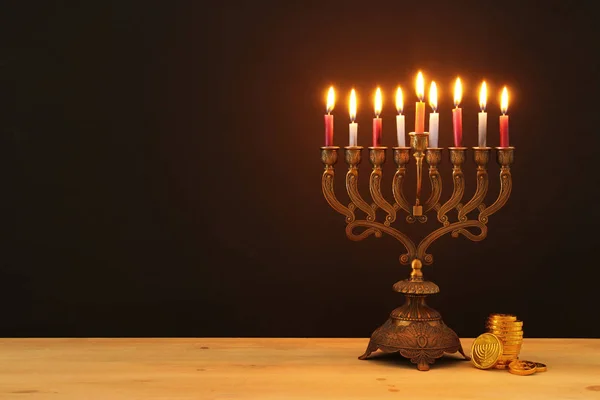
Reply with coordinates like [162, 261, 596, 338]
[368, 147, 387, 167]
[448, 147, 467, 166]
[473, 147, 492, 167]
[426, 148, 443, 166]
[393, 147, 411, 167]
[344, 146, 363, 166]
[496, 147, 515, 167]
[409, 132, 429, 153]
[320, 146, 340, 167]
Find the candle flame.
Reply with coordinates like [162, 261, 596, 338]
[501, 86, 509, 114]
[349, 89, 357, 122]
[416, 71, 424, 101]
[326, 86, 335, 113]
[395, 87, 403, 114]
[374, 87, 382, 117]
[479, 81, 487, 111]
[429, 81, 438, 112]
[454, 78, 462, 107]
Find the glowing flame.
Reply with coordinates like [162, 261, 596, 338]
[454, 78, 462, 107]
[479, 81, 487, 111]
[501, 86, 509, 114]
[374, 87, 382, 117]
[416, 71, 424, 101]
[395, 87, 403, 114]
[349, 89, 357, 122]
[326, 86, 335, 113]
[429, 81, 438, 112]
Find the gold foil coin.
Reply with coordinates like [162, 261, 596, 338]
[487, 321, 523, 327]
[508, 360, 537, 376]
[471, 333, 503, 369]
[493, 333, 524, 339]
[502, 343, 522, 347]
[534, 362, 547, 372]
[488, 314, 517, 321]
[488, 319, 523, 325]
[486, 325, 523, 334]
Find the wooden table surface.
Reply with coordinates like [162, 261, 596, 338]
[0, 338, 599, 399]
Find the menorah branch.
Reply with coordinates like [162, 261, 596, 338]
[392, 147, 413, 218]
[437, 148, 467, 225]
[478, 147, 515, 224]
[345, 147, 376, 221]
[458, 147, 491, 222]
[321, 147, 356, 223]
[369, 147, 396, 225]
[424, 148, 442, 213]
[417, 220, 488, 265]
[346, 220, 416, 265]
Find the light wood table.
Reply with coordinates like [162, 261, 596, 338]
[0, 338, 598, 399]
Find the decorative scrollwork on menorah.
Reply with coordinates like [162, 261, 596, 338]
[320, 132, 514, 371]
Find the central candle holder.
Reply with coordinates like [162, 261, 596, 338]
[320, 132, 514, 371]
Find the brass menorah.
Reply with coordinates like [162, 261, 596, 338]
[320, 131, 514, 371]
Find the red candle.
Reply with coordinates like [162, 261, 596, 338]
[499, 87, 510, 147]
[324, 86, 335, 146]
[452, 78, 463, 147]
[415, 72, 425, 133]
[373, 87, 383, 146]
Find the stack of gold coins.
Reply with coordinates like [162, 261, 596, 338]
[486, 314, 523, 369]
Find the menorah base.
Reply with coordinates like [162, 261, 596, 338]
[358, 288, 469, 371]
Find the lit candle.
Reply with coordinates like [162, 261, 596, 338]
[415, 72, 425, 133]
[477, 82, 488, 147]
[349, 89, 358, 146]
[324, 86, 335, 146]
[500, 87, 510, 147]
[395, 87, 405, 147]
[428, 81, 439, 148]
[373, 87, 382, 146]
[452, 78, 463, 147]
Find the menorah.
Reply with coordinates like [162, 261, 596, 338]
[320, 131, 514, 371]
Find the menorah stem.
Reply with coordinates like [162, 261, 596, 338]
[409, 132, 430, 217]
[415, 155, 423, 205]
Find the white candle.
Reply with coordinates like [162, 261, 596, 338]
[428, 81, 439, 148]
[396, 114, 405, 147]
[349, 88, 358, 146]
[478, 112, 487, 147]
[478, 82, 487, 147]
[349, 122, 358, 146]
[395, 87, 405, 146]
[429, 113, 439, 148]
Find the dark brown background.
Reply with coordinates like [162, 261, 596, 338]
[3, 1, 600, 337]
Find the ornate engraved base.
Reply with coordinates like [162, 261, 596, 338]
[358, 276, 469, 371]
